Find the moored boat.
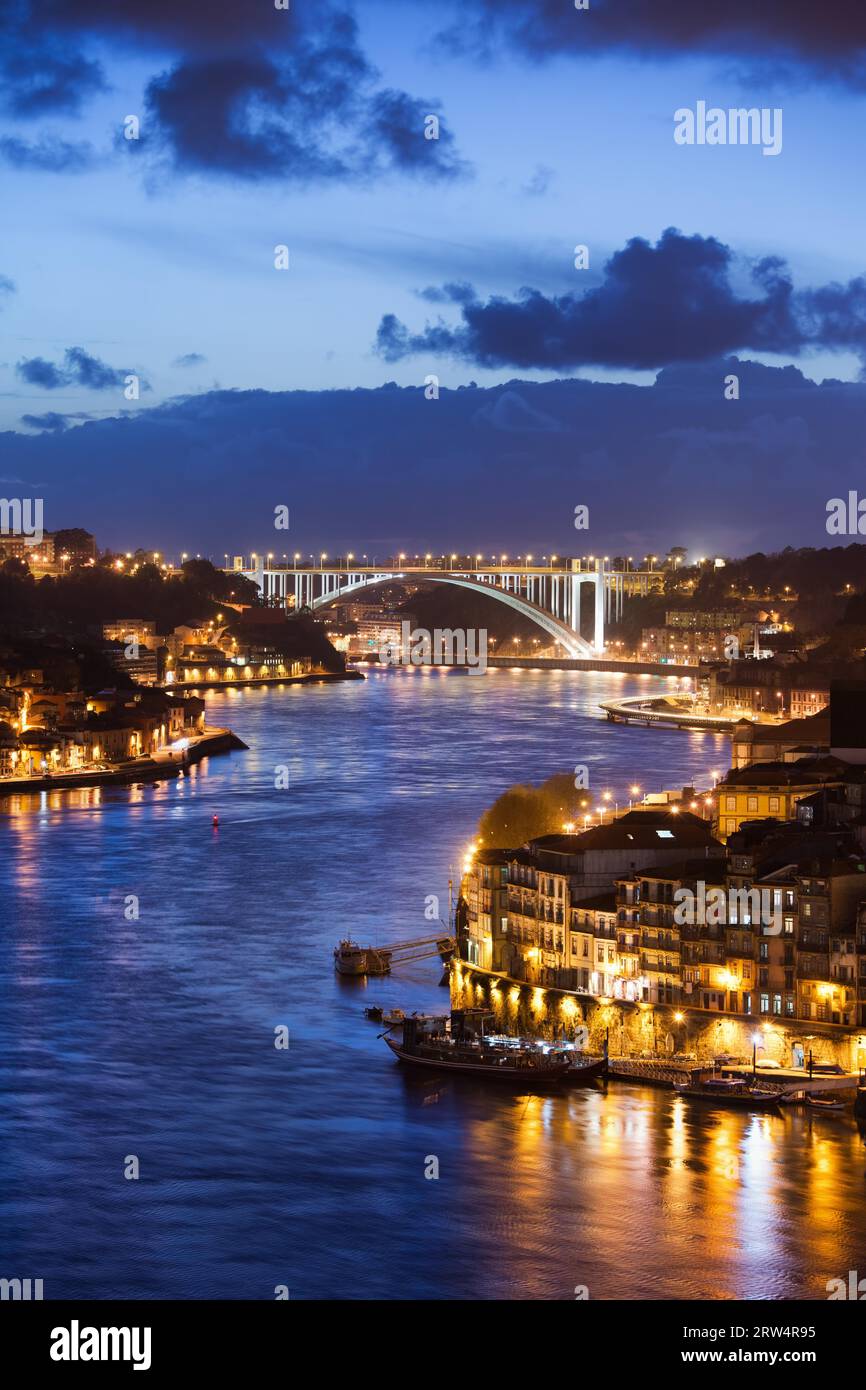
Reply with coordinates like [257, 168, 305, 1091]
[674, 1077, 782, 1110]
[559, 1052, 608, 1086]
[334, 939, 392, 976]
[384, 1010, 573, 1085]
[807, 1094, 847, 1113]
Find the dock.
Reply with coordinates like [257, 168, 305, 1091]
[599, 696, 742, 733]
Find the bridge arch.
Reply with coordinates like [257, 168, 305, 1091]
[310, 572, 597, 658]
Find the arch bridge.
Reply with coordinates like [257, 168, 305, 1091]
[229, 559, 633, 658]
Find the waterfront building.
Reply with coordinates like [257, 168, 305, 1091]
[714, 758, 852, 838]
[708, 659, 830, 718]
[461, 811, 724, 988]
[459, 799, 866, 1049]
[731, 713, 829, 769]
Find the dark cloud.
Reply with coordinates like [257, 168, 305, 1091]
[417, 282, 476, 305]
[0, 362, 862, 559]
[140, 41, 466, 184]
[366, 89, 467, 178]
[0, 33, 106, 115]
[1, 3, 466, 184]
[19, 411, 83, 432]
[434, 0, 866, 86]
[11, 0, 299, 54]
[16, 347, 150, 392]
[173, 352, 207, 368]
[0, 274, 15, 302]
[375, 229, 866, 370]
[16, 356, 65, 389]
[0, 133, 94, 171]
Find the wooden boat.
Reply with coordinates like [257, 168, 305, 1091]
[365, 1006, 408, 1025]
[384, 1011, 572, 1085]
[558, 1053, 608, 1086]
[674, 1077, 781, 1110]
[333, 939, 392, 976]
[807, 1094, 846, 1113]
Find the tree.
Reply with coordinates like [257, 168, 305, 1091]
[478, 773, 580, 848]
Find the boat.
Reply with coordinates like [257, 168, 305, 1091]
[674, 1077, 782, 1110]
[384, 1010, 573, 1085]
[559, 1052, 608, 1086]
[807, 1094, 847, 1113]
[334, 939, 392, 976]
[364, 1006, 407, 1025]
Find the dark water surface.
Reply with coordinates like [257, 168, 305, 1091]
[1, 668, 864, 1299]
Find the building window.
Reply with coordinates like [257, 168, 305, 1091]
[769, 797, 780, 813]
[760, 992, 770, 1013]
[747, 797, 758, 812]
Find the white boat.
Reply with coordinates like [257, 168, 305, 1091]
[807, 1094, 846, 1113]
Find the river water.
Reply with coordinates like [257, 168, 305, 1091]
[1, 668, 864, 1300]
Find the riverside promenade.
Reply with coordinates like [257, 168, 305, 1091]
[599, 695, 748, 732]
[0, 726, 247, 797]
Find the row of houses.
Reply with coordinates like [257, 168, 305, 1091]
[0, 686, 205, 777]
[460, 806, 866, 1031]
[102, 615, 315, 685]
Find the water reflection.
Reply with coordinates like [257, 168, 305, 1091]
[0, 672, 862, 1299]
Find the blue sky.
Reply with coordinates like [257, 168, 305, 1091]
[1, 1, 865, 553]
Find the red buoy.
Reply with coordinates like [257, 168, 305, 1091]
[212, 815, 220, 828]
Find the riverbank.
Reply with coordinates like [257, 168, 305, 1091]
[0, 725, 247, 797]
[356, 655, 696, 676]
[451, 959, 862, 1071]
[165, 668, 364, 692]
[487, 654, 697, 676]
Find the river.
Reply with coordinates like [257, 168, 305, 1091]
[1, 668, 863, 1299]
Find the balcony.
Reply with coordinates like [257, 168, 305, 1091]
[640, 955, 679, 974]
[680, 925, 723, 942]
[797, 933, 829, 950]
[796, 957, 831, 982]
[723, 942, 756, 959]
[617, 937, 640, 955]
[594, 925, 617, 941]
[681, 947, 725, 965]
[641, 933, 680, 952]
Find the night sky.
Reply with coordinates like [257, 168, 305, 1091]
[1, 1, 865, 557]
